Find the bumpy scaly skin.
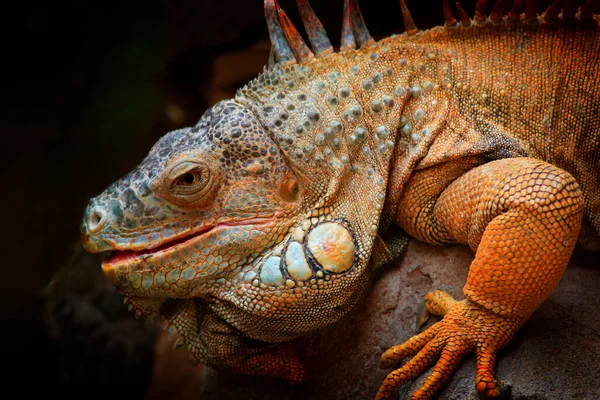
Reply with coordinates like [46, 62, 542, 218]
[379, 297, 522, 399]
[380, 157, 584, 398]
[81, 2, 600, 399]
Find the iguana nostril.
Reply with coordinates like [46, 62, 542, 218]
[87, 208, 105, 233]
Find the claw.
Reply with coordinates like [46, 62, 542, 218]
[416, 299, 431, 331]
[475, 347, 512, 398]
[496, 381, 512, 399]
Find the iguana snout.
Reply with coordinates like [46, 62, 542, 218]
[80, 100, 303, 315]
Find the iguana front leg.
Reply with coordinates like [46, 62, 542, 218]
[377, 157, 584, 399]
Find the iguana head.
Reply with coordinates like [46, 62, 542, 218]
[81, 100, 305, 314]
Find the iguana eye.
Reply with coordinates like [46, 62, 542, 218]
[169, 163, 210, 195]
[175, 170, 204, 187]
[154, 159, 218, 208]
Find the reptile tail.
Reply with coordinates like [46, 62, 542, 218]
[264, 0, 600, 68]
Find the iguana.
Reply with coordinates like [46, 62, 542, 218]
[79, 0, 600, 398]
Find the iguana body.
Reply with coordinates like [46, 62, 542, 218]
[80, 0, 600, 398]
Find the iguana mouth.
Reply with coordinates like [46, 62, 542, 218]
[102, 224, 216, 266]
[102, 217, 274, 268]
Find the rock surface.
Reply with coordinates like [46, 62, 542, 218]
[196, 240, 600, 400]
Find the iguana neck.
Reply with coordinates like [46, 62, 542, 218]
[236, 36, 457, 242]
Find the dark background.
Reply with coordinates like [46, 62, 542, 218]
[1, 0, 569, 397]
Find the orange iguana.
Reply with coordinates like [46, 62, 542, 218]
[79, 0, 600, 398]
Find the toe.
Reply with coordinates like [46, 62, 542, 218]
[424, 290, 458, 317]
[474, 347, 503, 398]
[376, 338, 444, 399]
[409, 344, 469, 400]
[380, 322, 441, 368]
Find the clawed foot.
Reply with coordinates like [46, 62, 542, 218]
[376, 291, 520, 400]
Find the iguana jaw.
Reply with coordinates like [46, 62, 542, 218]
[100, 223, 216, 275]
[99, 217, 274, 285]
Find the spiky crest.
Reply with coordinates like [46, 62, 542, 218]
[582, 0, 600, 20]
[475, 0, 488, 23]
[455, 2, 473, 26]
[296, 0, 334, 57]
[340, 0, 356, 51]
[543, 0, 563, 23]
[490, 0, 506, 23]
[443, 0, 458, 27]
[264, 0, 295, 66]
[347, 0, 374, 47]
[399, 0, 419, 34]
[526, 0, 539, 23]
[509, 0, 523, 22]
[275, 0, 315, 63]
[259, 0, 599, 72]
